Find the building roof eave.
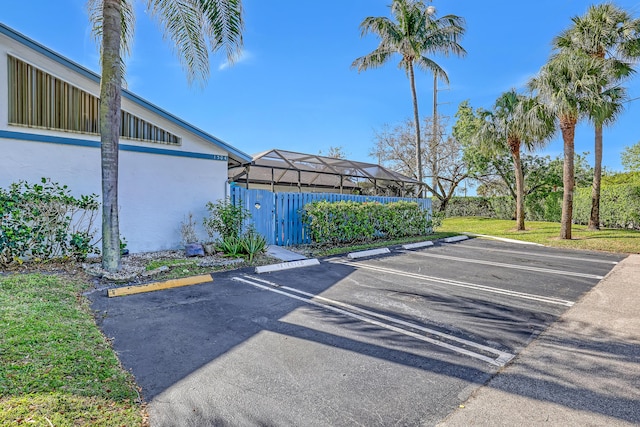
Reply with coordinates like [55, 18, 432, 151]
[0, 22, 251, 164]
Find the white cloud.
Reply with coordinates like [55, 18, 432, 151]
[218, 50, 252, 71]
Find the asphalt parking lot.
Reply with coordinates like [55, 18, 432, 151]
[89, 238, 624, 426]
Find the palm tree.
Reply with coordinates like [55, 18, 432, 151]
[554, 3, 640, 230]
[474, 90, 555, 231]
[352, 0, 465, 192]
[529, 51, 606, 240]
[89, 0, 244, 272]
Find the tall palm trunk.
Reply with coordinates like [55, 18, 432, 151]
[100, 0, 123, 272]
[509, 138, 525, 231]
[589, 123, 603, 230]
[431, 73, 439, 198]
[408, 62, 423, 194]
[559, 118, 577, 240]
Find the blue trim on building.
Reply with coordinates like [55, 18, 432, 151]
[0, 22, 251, 164]
[0, 130, 228, 161]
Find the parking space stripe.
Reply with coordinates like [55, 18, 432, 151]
[402, 251, 604, 279]
[245, 275, 514, 363]
[333, 260, 575, 307]
[455, 245, 619, 265]
[232, 276, 514, 367]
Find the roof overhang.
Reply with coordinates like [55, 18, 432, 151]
[0, 23, 251, 165]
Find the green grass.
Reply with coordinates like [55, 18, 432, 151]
[0, 274, 145, 426]
[145, 258, 196, 271]
[299, 232, 458, 257]
[143, 253, 277, 282]
[439, 217, 640, 254]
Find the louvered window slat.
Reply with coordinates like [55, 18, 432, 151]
[7, 55, 180, 146]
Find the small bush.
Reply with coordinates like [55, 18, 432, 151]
[241, 229, 267, 262]
[204, 198, 250, 241]
[217, 235, 244, 258]
[0, 178, 99, 265]
[180, 212, 199, 244]
[205, 199, 268, 260]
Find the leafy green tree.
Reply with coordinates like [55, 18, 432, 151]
[453, 101, 500, 187]
[469, 153, 592, 200]
[622, 141, 640, 171]
[454, 101, 593, 207]
[473, 90, 555, 230]
[529, 51, 606, 239]
[554, 3, 640, 230]
[352, 0, 465, 190]
[602, 170, 640, 185]
[89, 0, 244, 271]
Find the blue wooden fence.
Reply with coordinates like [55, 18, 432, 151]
[230, 186, 432, 246]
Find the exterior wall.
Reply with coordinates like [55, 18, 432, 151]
[0, 136, 228, 253]
[0, 27, 243, 253]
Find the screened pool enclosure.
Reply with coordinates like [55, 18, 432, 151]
[228, 148, 424, 196]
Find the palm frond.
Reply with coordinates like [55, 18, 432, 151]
[553, 3, 640, 68]
[351, 48, 394, 72]
[475, 89, 555, 156]
[147, 0, 210, 84]
[353, 0, 466, 78]
[199, 0, 244, 64]
[146, 0, 243, 85]
[414, 56, 447, 82]
[530, 51, 604, 122]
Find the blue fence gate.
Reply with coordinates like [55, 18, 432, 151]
[230, 186, 432, 246]
[230, 187, 276, 244]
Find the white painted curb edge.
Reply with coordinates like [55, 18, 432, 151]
[402, 241, 435, 250]
[462, 232, 544, 246]
[444, 235, 469, 243]
[255, 258, 320, 273]
[347, 247, 391, 259]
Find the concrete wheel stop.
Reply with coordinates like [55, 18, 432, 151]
[443, 235, 469, 243]
[402, 241, 435, 250]
[255, 258, 320, 274]
[347, 248, 391, 259]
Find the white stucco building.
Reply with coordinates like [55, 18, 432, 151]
[0, 23, 251, 253]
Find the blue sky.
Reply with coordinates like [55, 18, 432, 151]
[4, 0, 640, 174]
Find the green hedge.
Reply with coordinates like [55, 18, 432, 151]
[432, 197, 517, 220]
[302, 200, 430, 244]
[435, 184, 639, 230]
[573, 184, 640, 229]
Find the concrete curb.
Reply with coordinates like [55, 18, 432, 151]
[107, 274, 213, 297]
[402, 241, 435, 250]
[255, 258, 320, 274]
[443, 235, 469, 243]
[347, 248, 391, 259]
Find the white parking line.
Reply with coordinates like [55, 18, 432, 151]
[233, 276, 515, 367]
[332, 260, 575, 307]
[455, 244, 619, 265]
[403, 251, 604, 280]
